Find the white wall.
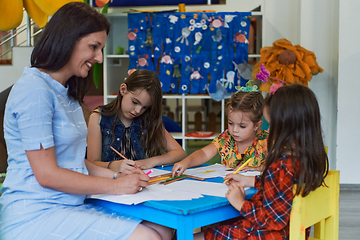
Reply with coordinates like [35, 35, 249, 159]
[0, 47, 33, 110]
[300, 0, 339, 172]
[337, 1, 360, 184]
[262, 0, 342, 179]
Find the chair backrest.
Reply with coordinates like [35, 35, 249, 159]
[289, 170, 340, 240]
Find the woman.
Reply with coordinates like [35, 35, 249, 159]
[0, 2, 172, 240]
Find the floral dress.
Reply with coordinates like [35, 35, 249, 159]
[212, 129, 268, 168]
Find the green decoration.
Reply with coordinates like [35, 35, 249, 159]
[91, 2, 108, 88]
[116, 46, 124, 55]
[93, 62, 102, 89]
[101, 3, 108, 14]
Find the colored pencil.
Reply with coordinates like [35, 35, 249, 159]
[110, 146, 127, 160]
[223, 158, 252, 184]
[185, 175, 206, 181]
[163, 175, 186, 185]
[149, 176, 170, 183]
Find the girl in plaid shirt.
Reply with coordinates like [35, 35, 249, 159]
[196, 84, 329, 240]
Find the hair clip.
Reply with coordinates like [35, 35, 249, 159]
[256, 63, 286, 95]
[235, 79, 259, 92]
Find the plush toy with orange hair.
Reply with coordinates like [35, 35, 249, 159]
[252, 38, 323, 92]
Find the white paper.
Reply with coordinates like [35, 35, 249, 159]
[90, 184, 202, 205]
[145, 168, 170, 177]
[184, 163, 231, 178]
[161, 179, 229, 197]
[89, 166, 260, 205]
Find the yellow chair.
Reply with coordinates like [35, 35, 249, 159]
[289, 170, 340, 240]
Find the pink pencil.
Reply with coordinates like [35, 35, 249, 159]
[145, 170, 152, 175]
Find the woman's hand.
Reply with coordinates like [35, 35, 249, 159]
[224, 173, 255, 188]
[115, 169, 149, 194]
[225, 182, 245, 211]
[171, 160, 190, 177]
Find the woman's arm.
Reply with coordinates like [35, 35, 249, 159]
[85, 159, 116, 178]
[136, 129, 187, 169]
[171, 143, 218, 177]
[27, 145, 149, 195]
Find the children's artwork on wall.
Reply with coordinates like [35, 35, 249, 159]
[127, 12, 251, 97]
[93, 0, 221, 7]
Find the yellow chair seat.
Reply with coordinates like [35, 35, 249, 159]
[290, 170, 340, 240]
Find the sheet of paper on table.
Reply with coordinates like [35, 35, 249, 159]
[89, 165, 260, 205]
[89, 184, 203, 205]
[161, 179, 229, 197]
[89, 178, 231, 205]
[184, 163, 262, 178]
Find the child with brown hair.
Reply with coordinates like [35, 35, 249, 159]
[172, 91, 268, 177]
[87, 69, 186, 174]
[197, 84, 329, 239]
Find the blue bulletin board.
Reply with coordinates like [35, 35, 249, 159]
[127, 12, 251, 96]
[93, 0, 220, 7]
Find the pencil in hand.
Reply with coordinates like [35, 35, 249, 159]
[223, 158, 252, 184]
[110, 146, 128, 160]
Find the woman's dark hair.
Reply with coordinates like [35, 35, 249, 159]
[31, 2, 110, 102]
[226, 91, 264, 124]
[98, 69, 164, 158]
[262, 84, 329, 197]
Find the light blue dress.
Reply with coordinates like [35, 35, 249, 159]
[0, 67, 141, 239]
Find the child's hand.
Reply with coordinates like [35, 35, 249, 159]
[119, 159, 138, 173]
[135, 159, 153, 170]
[171, 160, 189, 177]
[225, 182, 245, 211]
[224, 174, 255, 188]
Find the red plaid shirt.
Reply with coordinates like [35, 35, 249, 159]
[204, 155, 306, 240]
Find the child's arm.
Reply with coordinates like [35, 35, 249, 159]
[136, 129, 186, 169]
[86, 112, 138, 174]
[171, 143, 218, 177]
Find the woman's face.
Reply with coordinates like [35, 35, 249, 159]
[65, 30, 107, 79]
[119, 84, 152, 125]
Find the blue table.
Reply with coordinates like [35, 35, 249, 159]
[85, 166, 258, 240]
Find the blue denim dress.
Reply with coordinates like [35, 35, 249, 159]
[100, 114, 146, 162]
[0, 67, 141, 240]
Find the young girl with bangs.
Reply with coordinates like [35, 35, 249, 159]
[172, 91, 268, 177]
[196, 84, 329, 240]
[87, 69, 186, 174]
